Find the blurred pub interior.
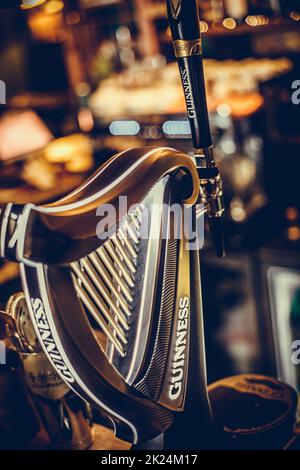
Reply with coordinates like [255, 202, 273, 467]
[0, 0, 300, 450]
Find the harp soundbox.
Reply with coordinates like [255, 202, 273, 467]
[0, 147, 217, 447]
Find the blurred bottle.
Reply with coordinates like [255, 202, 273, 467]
[6, 293, 94, 450]
[199, 0, 226, 22]
[224, 0, 249, 21]
[116, 26, 136, 70]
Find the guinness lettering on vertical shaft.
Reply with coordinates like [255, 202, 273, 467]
[167, 0, 225, 257]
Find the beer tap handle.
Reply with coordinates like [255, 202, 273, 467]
[166, 0, 225, 257]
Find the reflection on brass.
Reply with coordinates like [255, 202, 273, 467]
[72, 263, 128, 341]
[111, 235, 136, 274]
[173, 39, 202, 58]
[118, 228, 138, 259]
[89, 252, 131, 316]
[41, 147, 200, 239]
[80, 258, 129, 328]
[106, 241, 134, 288]
[72, 274, 125, 357]
[70, 203, 147, 360]
[124, 221, 139, 245]
[96, 249, 133, 304]
[6, 292, 40, 353]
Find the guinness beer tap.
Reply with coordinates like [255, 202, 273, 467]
[167, 0, 225, 257]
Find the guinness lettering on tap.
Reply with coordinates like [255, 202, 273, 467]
[179, 69, 196, 120]
[169, 297, 189, 401]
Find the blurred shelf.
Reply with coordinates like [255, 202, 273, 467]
[9, 92, 69, 111]
[160, 17, 300, 41]
[202, 17, 300, 38]
[91, 90, 265, 124]
[148, 2, 166, 19]
[0, 174, 85, 205]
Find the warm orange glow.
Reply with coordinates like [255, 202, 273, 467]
[290, 11, 300, 21]
[28, 8, 65, 42]
[43, 0, 64, 14]
[286, 207, 299, 222]
[259, 15, 269, 25]
[246, 15, 269, 27]
[45, 134, 94, 173]
[0, 111, 53, 161]
[200, 21, 209, 33]
[288, 227, 300, 241]
[223, 18, 237, 30]
[78, 108, 94, 133]
[223, 93, 264, 118]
